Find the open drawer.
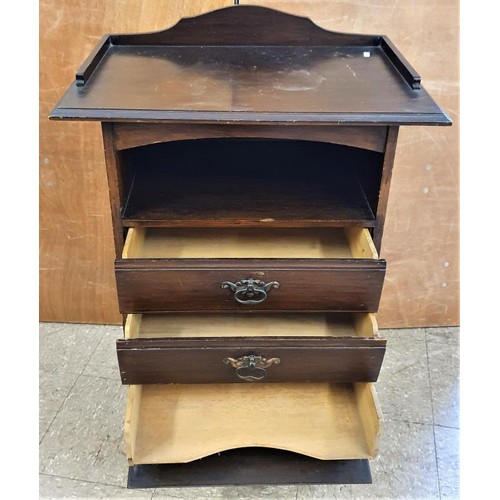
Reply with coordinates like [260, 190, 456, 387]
[124, 382, 381, 465]
[115, 227, 386, 313]
[116, 313, 385, 384]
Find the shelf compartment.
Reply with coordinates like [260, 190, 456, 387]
[120, 139, 382, 228]
[124, 382, 381, 465]
[117, 312, 385, 384]
[115, 227, 386, 313]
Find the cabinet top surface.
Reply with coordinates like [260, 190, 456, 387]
[50, 6, 451, 126]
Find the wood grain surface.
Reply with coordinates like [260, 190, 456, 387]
[52, 41, 446, 123]
[244, 1, 459, 328]
[125, 382, 380, 463]
[40, 0, 459, 327]
[40, 0, 232, 324]
[115, 261, 386, 314]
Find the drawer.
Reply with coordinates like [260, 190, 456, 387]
[116, 313, 385, 384]
[115, 227, 386, 313]
[124, 382, 381, 465]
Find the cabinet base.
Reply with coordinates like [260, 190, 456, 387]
[127, 448, 372, 488]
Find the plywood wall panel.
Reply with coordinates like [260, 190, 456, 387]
[40, 0, 459, 327]
[40, 0, 232, 324]
[245, 0, 459, 328]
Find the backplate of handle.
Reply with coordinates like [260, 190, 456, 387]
[221, 278, 280, 305]
[223, 355, 281, 381]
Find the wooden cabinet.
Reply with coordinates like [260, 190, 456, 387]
[51, 5, 450, 488]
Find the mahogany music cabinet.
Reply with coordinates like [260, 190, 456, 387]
[50, 5, 451, 488]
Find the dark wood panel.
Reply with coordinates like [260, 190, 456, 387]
[115, 259, 386, 313]
[76, 35, 111, 87]
[128, 450, 372, 488]
[117, 336, 386, 384]
[113, 123, 388, 153]
[50, 7, 450, 125]
[373, 126, 399, 253]
[101, 123, 125, 258]
[52, 44, 450, 124]
[51, 107, 452, 125]
[116, 6, 377, 47]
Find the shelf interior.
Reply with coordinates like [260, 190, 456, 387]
[125, 382, 380, 464]
[120, 139, 382, 227]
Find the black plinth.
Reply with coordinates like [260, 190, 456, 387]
[128, 448, 372, 488]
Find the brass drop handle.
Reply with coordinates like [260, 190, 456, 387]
[223, 355, 281, 381]
[221, 278, 280, 305]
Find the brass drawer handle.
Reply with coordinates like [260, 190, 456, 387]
[221, 278, 280, 305]
[223, 355, 281, 381]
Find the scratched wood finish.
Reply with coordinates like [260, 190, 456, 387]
[40, 0, 458, 327]
[40, 0, 232, 324]
[52, 42, 446, 124]
[50, 4, 448, 126]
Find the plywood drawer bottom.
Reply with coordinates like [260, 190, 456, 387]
[125, 382, 381, 465]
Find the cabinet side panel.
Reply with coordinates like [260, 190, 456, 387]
[373, 126, 399, 254]
[101, 123, 125, 258]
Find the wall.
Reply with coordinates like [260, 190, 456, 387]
[39, 0, 459, 327]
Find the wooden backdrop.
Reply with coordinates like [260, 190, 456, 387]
[39, 0, 459, 328]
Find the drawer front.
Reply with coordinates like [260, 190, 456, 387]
[117, 336, 386, 384]
[115, 259, 386, 313]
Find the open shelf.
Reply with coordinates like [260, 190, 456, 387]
[120, 139, 382, 227]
